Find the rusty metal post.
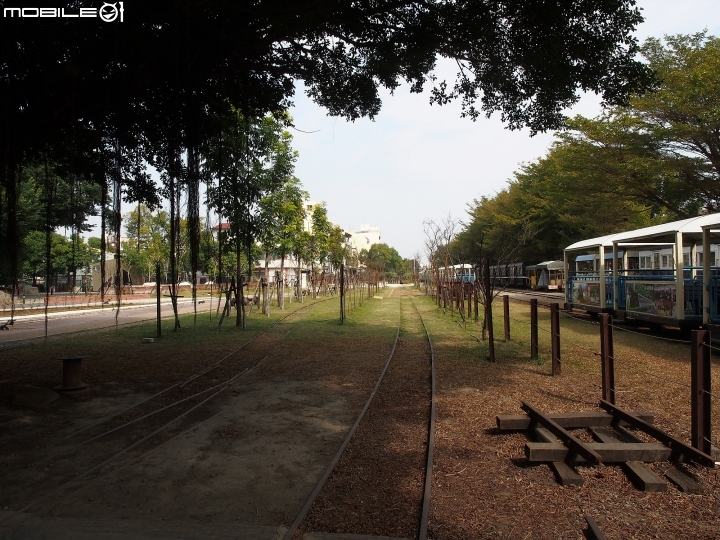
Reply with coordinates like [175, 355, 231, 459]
[503, 294, 510, 342]
[484, 257, 495, 362]
[340, 263, 345, 323]
[467, 284, 472, 319]
[599, 313, 615, 404]
[156, 262, 162, 338]
[691, 330, 711, 454]
[473, 280, 479, 322]
[530, 298, 538, 360]
[551, 303, 560, 375]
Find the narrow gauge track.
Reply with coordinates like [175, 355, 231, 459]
[504, 289, 566, 304]
[284, 297, 436, 540]
[0, 297, 330, 524]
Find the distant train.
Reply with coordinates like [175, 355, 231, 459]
[436, 261, 565, 291]
[492, 260, 565, 291]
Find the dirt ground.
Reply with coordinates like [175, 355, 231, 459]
[417, 292, 720, 540]
[1, 287, 719, 539]
[0, 297, 397, 539]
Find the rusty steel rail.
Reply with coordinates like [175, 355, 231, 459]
[599, 400, 718, 468]
[1, 298, 331, 525]
[414, 299, 437, 540]
[283, 297, 437, 540]
[282, 309, 403, 540]
[63, 297, 329, 441]
[522, 401, 603, 466]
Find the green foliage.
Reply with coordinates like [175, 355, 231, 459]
[366, 243, 406, 281]
[205, 110, 296, 277]
[455, 34, 720, 263]
[1, 1, 655, 291]
[21, 232, 96, 284]
[257, 177, 308, 262]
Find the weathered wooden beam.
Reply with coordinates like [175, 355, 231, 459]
[532, 427, 584, 486]
[583, 516, 607, 540]
[664, 467, 703, 494]
[611, 424, 644, 444]
[599, 400, 718, 468]
[591, 427, 666, 492]
[497, 411, 654, 431]
[526, 442, 672, 463]
[624, 462, 667, 492]
[521, 401, 602, 465]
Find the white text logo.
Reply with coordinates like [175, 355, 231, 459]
[4, 3, 124, 22]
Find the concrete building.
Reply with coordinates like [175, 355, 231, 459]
[302, 201, 321, 233]
[345, 224, 382, 252]
[253, 255, 308, 289]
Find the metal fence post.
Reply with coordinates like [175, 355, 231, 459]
[340, 263, 345, 323]
[599, 313, 615, 404]
[551, 303, 560, 376]
[530, 299, 538, 360]
[503, 294, 510, 342]
[484, 257, 495, 362]
[691, 329, 711, 454]
[156, 262, 162, 338]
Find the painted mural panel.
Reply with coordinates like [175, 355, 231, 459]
[573, 281, 600, 305]
[626, 282, 676, 317]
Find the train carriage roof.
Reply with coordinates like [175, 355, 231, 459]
[536, 260, 564, 270]
[565, 213, 720, 252]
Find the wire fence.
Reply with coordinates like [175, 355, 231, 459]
[426, 288, 720, 451]
[503, 294, 719, 449]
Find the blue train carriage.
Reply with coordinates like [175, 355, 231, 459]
[526, 260, 564, 291]
[564, 213, 720, 331]
[438, 264, 475, 284]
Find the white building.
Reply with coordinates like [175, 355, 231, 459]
[302, 200, 321, 233]
[345, 224, 382, 253]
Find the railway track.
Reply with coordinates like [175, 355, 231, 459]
[505, 289, 566, 304]
[284, 296, 436, 540]
[0, 297, 330, 526]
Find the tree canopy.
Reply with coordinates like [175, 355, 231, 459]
[451, 33, 720, 265]
[1, 1, 655, 316]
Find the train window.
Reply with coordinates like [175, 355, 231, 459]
[662, 255, 668, 267]
[653, 253, 660, 269]
[683, 253, 690, 266]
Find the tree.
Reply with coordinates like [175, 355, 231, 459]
[0, 1, 656, 321]
[633, 33, 720, 210]
[306, 204, 333, 297]
[257, 177, 307, 309]
[366, 243, 404, 282]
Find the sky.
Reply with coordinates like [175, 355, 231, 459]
[287, 0, 720, 260]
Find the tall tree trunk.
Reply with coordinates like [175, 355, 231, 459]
[263, 247, 270, 314]
[236, 236, 243, 328]
[169, 148, 181, 330]
[100, 156, 107, 304]
[44, 157, 52, 339]
[187, 144, 201, 326]
[113, 138, 122, 324]
[6, 163, 19, 322]
[278, 250, 286, 309]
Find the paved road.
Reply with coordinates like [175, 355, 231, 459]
[0, 298, 224, 346]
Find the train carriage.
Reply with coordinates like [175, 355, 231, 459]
[564, 213, 720, 331]
[528, 260, 565, 291]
